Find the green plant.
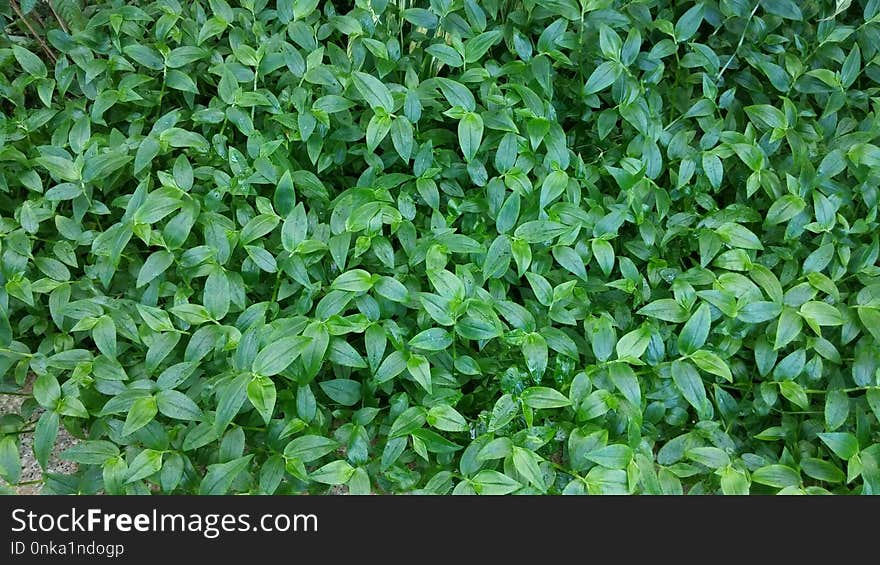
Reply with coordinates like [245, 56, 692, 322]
[0, 0, 879, 495]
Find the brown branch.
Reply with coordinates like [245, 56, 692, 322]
[29, 7, 46, 28]
[9, 0, 57, 63]
[46, 0, 68, 33]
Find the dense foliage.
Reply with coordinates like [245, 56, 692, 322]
[1, 0, 879, 495]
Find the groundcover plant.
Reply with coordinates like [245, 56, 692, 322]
[0, 0, 879, 495]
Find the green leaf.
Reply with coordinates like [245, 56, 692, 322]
[739, 301, 783, 324]
[374, 277, 409, 302]
[247, 375, 277, 423]
[389, 407, 427, 438]
[857, 307, 880, 341]
[376, 350, 408, 384]
[521, 387, 571, 409]
[310, 460, 355, 485]
[61, 440, 119, 465]
[137, 250, 174, 288]
[686, 447, 730, 469]
[436, 78, 476, 112]
[760, 0, 802, 20]
[779, 381, 809, 410]
[752, 464, 800, 488]
[409, 328, 452, 351]
[459, 112, 484, 161]
[690, 350, 733, 382]
[801, 458, 844, 483]
[252, 336, 312, 376]
[586, 444, 633, 469]
[868, 389, 880, 424]
[199, 455, 254, 494]
[472, 470, 522, 495]
[616, 326, 651, 360]
[126, 449, 164, 483]
[799, 301, 844, 327]
[488, 394, 519, 432]
[608, 363, 641, 406]
[702, 153, 723, 189]
[124, 44, 164, 70]
[584, 61, 620, 95]
[720, 468, 750, 495]
[274, 171, 296, 216]
[292, 0, 320, 19]
[427, 44, 463, 67]
[301, 322, 330, 379]
[553, 246, 586, 280]
[33, 374, 61, 409]
[213, 373, 250, 434]
[465, 30, 502, 63]
[678, 303, 711, 355]
[12, 45, 47, 78]
[204, 269, 230, 320]
[0, 436, 20, 485]
[319, 379, 361, 406]
[427, 405, 469, 432]
[824, 390, 849, 432]
[637, 299, 690, 323]
[512, 446, 546, 489]
[83, 151, 132, 183]
[745, 105, 787, 129]
[92, 315, 117, 359]
[818, 432, 859, 459]
[36, 155, 80, 182]
[765, 195, 806, 225]
[157, 390, 202, 421]
[775, 308, 803, 350]
[0, 303, 11, 347]
[103, 457, 129, 494]
[716, 222, 763, 250]
[352, 71, 394, 112]
[240, 214, 280, 245]
[671, 360, 707, 414]
[332, 269, 374, 292]
[407, 354, 432, 393]
[483, 235, 512, 280]
[522, 333, 548, 379]
[591, 239, 615, 276]
[515, 221, 568, 243]
[284, 435, 339, 462]
[33, 411, 59, 470]
[391, 116, 414, 162]
[675, 2, 704, 42]
[123, 396, 158, 436]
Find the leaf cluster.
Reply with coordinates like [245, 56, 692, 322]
[0, 0, 879, 495]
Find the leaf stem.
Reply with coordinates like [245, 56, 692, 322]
[715, 2, 759, 83]
[805, 386, 875, 395]
[10, 0, 57, 63]
[270, 271, 282, 303]
[46, 0, 69, 33]
[0, 348, 33, 357]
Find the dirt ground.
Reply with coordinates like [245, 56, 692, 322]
[0, 377, 78, 495]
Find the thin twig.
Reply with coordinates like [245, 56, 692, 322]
[715, 2, 760, 83]
[28, 7, 46, 28]
[46, 0, 69, 33]
[9, 0, 56, 63]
